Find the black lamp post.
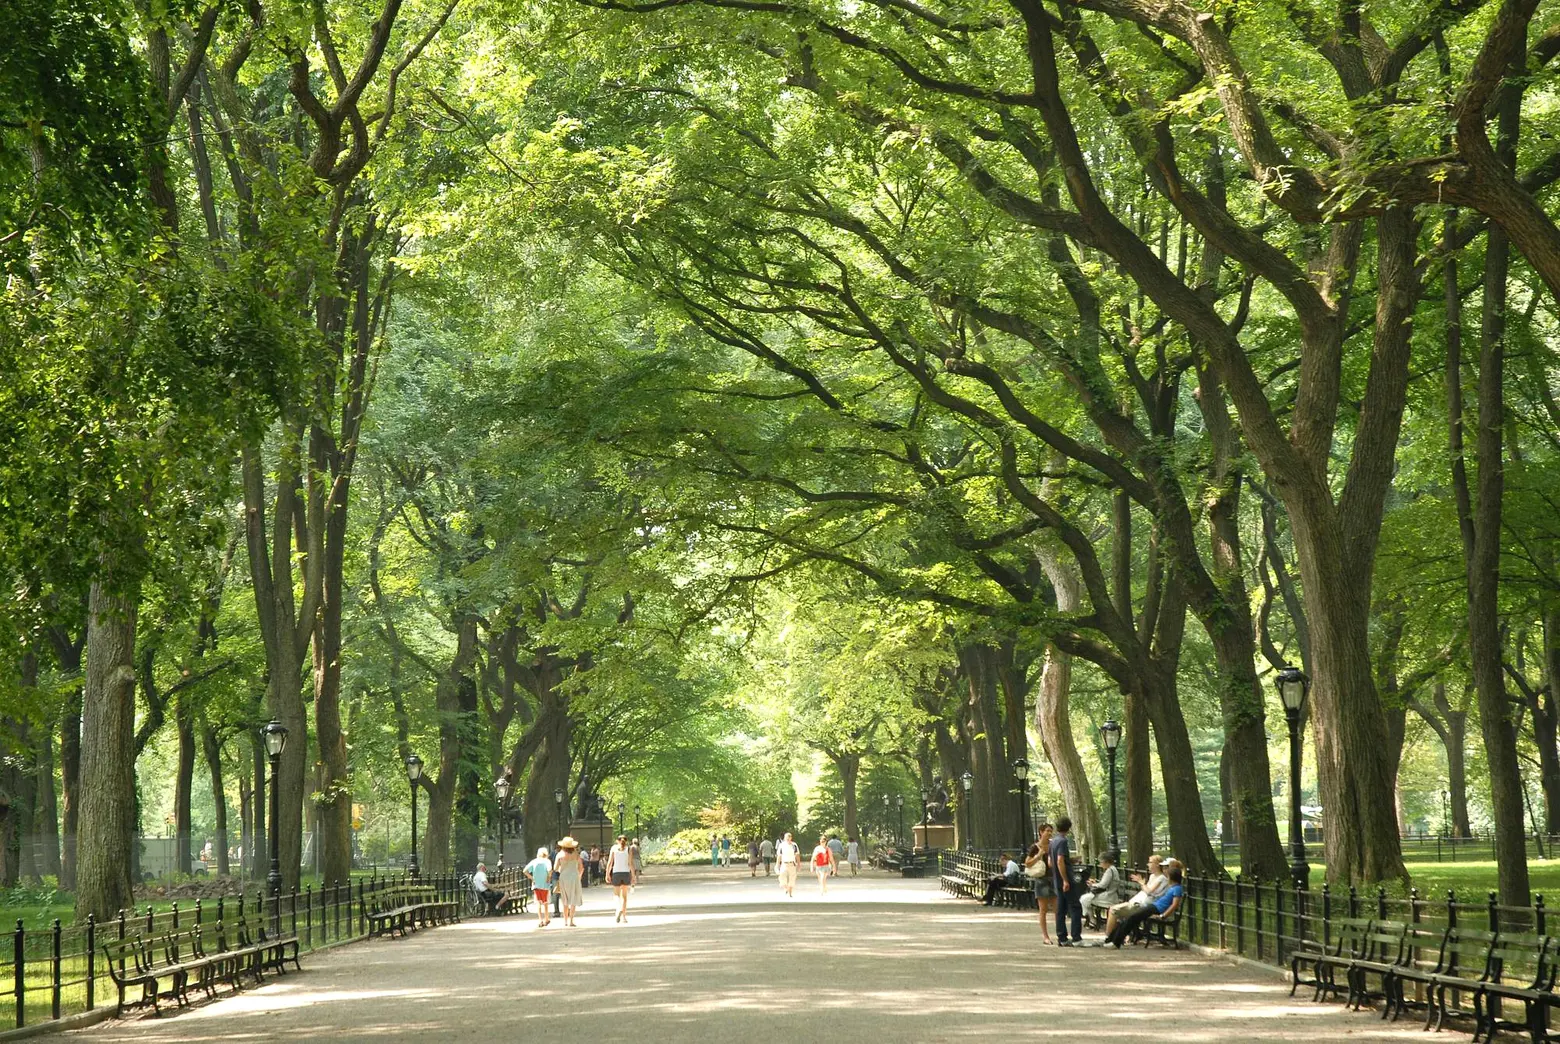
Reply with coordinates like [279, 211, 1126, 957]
[895, 794, 905, 847]
[1275, 666, 1311, 889]
[617, 800, 625, 836]
[634, 804, 642, 838]
[918, 787, 930, 853]
[1100, 719, 1122, 851]
[881, 793, 890, 843]
[494, 774, 511, 870]
[1011, 756, 1030, 846]
[405, 754, 423, 878]
[960, 771, 974, 850]
[553, 787, 564, 844]
[261, 720, 288, 900]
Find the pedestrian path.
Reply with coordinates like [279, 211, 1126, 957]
[74, 865, 1432, 1042]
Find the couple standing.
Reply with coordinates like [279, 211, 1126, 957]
[1026, 816, 1085, 945]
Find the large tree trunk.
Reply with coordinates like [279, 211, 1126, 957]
[173, 692, 195, 876]
[1124, 689, 1153, 865]
[1538, 615, 1560, 835]
[250, 730, 266, 881]
[1138, 668, 1220, 874]
[955, 643, 1019, 849]
[838, 754, 860, 841]
[76, 580, 139, 922]
[312, 424, 354, 888]
[201, 722, 229, 877]
[522, 709, 572, 857]
[1032, 549, 1104, 857]
[1447, 181, 1529, 903]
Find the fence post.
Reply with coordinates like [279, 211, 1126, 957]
[1255, 879, 1265, 962]
[85, 915, 95, 1012]
[1536, 894, 1546, 936]
[1348, 885, 1359, 919]
[1321, 883, 1331, 948]
[171, 902, 179, 931]
[1488, 891, 1499, 933]
[51, 918, 61, 1021]
[1377, 886, 1387, 922]
[1234, 875, 1245, 956]
[144, 905, 153, 936]
[1447, 890, 1458, 930]
[1273, 878, 1284, 956]
[356, 880, 364, 936]
[305, 886, 313, 948]
[14, 918, 25, 1029]
[291, 889, 299, 939]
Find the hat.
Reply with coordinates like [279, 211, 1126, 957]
[557, 836, 580, 850]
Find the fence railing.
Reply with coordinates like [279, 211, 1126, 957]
[1, 871, 462, 1030]
[1179, 873, 1551, 970]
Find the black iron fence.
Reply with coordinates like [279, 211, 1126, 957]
[1, 872, 462, 1030]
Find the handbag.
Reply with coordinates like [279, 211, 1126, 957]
[1023, 860, 1045, 879]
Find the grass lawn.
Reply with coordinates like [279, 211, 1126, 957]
[1216, 857, 1560, 899]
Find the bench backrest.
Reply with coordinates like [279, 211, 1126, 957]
[1329, 917, 1371, 957]
[1360, 920, 1408, 965]
[101, 936, 149, 978]
[1434, 927, 1497, 980]
[1487, 932, 1554, 990]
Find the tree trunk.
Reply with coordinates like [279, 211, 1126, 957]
[75, 580, 139, 922]
[250, 730, 267, 881]
[1032, 550, 1104, 856]
[839, 754, 860, 841]
[955, 643, 1018, 849]
[312, 424, 354, 888]
[174, 692, 195, 876]
[522, 709, 572, 858]
[1538, 614, 1560, 834]
[1447, 180, 1529, 902]
[1124, 688, 1153, 865]
[35, 725, 60, 880]
[1137, 668, 1220, 874]
[59, 682, 81, 891]
[201, 722, 229, 877]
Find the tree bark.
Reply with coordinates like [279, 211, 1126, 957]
[173, 691, 195, 876]
[201, 721, 229, 877]
[838, 754, 861, 841]
[35, 724, 60, 880]
[250, 730, 267, 881]
[955, 642, 1019, 849]
[75, 580, 139, 922]
[1033, 545, 1104, 856]
[49, 626, 83, 891]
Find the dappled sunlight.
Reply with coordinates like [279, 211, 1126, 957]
[74, 867, 1442, 1042]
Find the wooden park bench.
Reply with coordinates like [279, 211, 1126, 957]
[361, 884, 460, 939]
[1290, 916, 1371, 1002]
[102, 930, 223, 1015]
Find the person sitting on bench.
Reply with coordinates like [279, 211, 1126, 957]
[980, 852, 1023, 905]
[1080, 848, 1124, 922]
[1106, 864, 1183, 947]
[471, 863, 505, 915]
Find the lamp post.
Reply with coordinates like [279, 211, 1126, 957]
[635, 804, 642, 838]
[617, 800, 625, 837]
[959, 771, 974, 850]
[881, 793, 890, 843]
[1011, 756, 1030, 846]
[553, 788, 565, 844]
[261, 720, 288, 900]
[918, 788, 930, 853]
[895, 794, 905, 847]
[405, 754, 423, 878]
[494, 775, 511, 870]
[1275, 666, 1311, 889]
[1100, 719, 1122, 851]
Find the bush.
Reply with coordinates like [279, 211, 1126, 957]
[647, 828, 721, 865]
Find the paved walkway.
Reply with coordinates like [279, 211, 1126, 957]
[76, 865, 1434, 1042]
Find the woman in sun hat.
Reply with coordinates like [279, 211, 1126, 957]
[554, 837, 584, 927]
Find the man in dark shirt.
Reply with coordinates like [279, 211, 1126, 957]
[1050, 816, 1082, 945]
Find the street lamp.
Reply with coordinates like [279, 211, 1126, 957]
[634, 804, 642, 838]
[1275, 666, 1310, 889]
[918, 787, 930, 853]
[1100, 719, 1122, 851]
[553, 787, 565, 846]
[895, 794, 905, 847]
[1012, 756, 1030, 845]
[617, 800, 625, 836]
[261, 720, 288, 900]
[881, 793, 890, 843]
[405, 754, 423, 878]
[959, 771, 974, 850]
[494, 775, 512, 870]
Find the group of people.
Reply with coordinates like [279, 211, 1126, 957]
[756, 831, 860, 896]
[517, 834, 642, 928]
[982, 818, 1185, 948]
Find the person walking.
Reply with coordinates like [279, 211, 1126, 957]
[747, 838, 761, 876]
[811, 836, 833, 893]
[553, 837, 584, 927]
[826, 834, 844, 877]
[1026, 827, 1055, 944]
[721, 834, 732, 867]
[606, 834, 635, 923]
[759, 836, 775, 876]
[710, 834, 719, 867]
[630, 837, 643, 883]
[1050, 815, 1082, 945]
[845, 836, 861, 876]
[776, 831, 800, 896]
[524, 847, 553, 928]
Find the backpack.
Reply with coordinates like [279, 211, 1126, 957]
[816, 848, 830, 866]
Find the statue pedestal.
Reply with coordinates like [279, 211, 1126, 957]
[566, 821, 614, 849]
[913, 823, 955, 852]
